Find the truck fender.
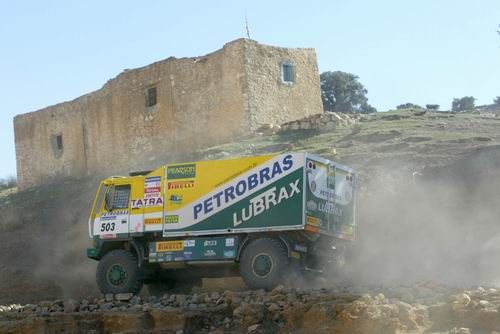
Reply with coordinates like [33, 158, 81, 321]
[236, 235, 292, 261]
[128, 239, 145, 268]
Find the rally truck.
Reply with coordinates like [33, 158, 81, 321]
[87, 153, 356, 294]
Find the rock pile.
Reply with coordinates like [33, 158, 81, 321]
[1, 285, 500, 333]
[279, 112, 358, 132]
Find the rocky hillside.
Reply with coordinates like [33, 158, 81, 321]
[2, 109, 500, 333]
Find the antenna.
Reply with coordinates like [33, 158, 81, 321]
[245, 10, 251, 39]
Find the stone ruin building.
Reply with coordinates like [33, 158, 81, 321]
[14, 39, 323, 189]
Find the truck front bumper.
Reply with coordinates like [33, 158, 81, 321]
[86, 247, 100, 260]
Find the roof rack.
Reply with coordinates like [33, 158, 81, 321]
[129, 170, 153, 176]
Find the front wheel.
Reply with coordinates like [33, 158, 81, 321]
[96, 249, 143, 295]
[240, 238, 289, 290]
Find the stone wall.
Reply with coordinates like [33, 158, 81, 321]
[14, 39, 322, 189]
[244, 42, 322, 130]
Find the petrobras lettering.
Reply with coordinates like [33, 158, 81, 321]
[193, 154, 294, 221]
[131, 196, 163, 208]
[233, 178, 301, 227]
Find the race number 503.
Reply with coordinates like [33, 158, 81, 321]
[100, 222, 115, 232]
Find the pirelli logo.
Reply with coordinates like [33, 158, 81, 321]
[156, 241, 184, 252]
[167, 180, 195, 190]
[144, 218, 162, 225]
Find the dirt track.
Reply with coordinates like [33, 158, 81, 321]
[2, 284, 500, 333]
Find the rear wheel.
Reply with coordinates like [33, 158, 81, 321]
[240, 238, 289, 290]
[96, 249, 143, 295]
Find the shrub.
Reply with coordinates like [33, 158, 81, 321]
[0, 176, 17, 191]
[426, 104, 440, 111]
[396, 103, 423, 110]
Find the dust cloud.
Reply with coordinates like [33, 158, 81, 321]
[340, 161, 500, 288]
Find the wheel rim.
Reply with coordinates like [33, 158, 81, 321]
[252, 253, 274, 278]
[107, 263, 128, 287]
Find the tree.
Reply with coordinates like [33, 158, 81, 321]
[494, 97, 500, 105]
[320, 71, 377, 113]
[451, 96, 475, 112]
[426, 104, 440, 111]
[396, 103, 423, 110]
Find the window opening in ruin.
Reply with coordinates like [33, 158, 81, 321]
[56, 134, 63, 150]
[146, 86, 157, 107]
[112, 185, 131, 209]
[281, 61, 294, 84]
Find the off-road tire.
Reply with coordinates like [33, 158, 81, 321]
[96, 249, 143, 295]
[240, 238, 289, 290]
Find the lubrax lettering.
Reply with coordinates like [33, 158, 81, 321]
[193, 155, 293, 220]
[233, 179, 301, 226]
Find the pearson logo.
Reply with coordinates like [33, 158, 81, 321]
[167, 164, 196, 179]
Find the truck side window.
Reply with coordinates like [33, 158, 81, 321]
[112, 185, 131, 209]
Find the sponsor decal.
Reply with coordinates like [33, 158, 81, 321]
[165, 215, 179, 224]
[156, 240, 184, 252]
[225, 238, 235, 247]
[145, 177, 161, 199]
[306, 215, 320, 226]
[318, 202, 343, 216]
[167, 180, 195, 190]
[233, 179, 301, 227]
[203, 240, 217, 247]
[193, 155, 294, 221]
[293, 244, 308, 253]
[183, 251, 193, 260]
[100, 215, 117, 221]
[145, 187, 161, 193]
[101, 233, 116, 239]
[169, 194, 183, 205]
[144, 218, 162, 225]
[174, 256, 184, 261]
[145, 176, 161, 188]
[167, 164, 196, 179]
[341, 225, 354, 235]
[306, 200, 318, 211]
[184, 240, 195, 247]
[165, 254, 172, 261]
[204, 249, 216, 257]
[224, 250, 235, 258]
[131, 197, 163, 208]
[291, 251, 301, 260]
[102, 210, 128, 217]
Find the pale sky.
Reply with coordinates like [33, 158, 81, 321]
[0, 0, 499, 178]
